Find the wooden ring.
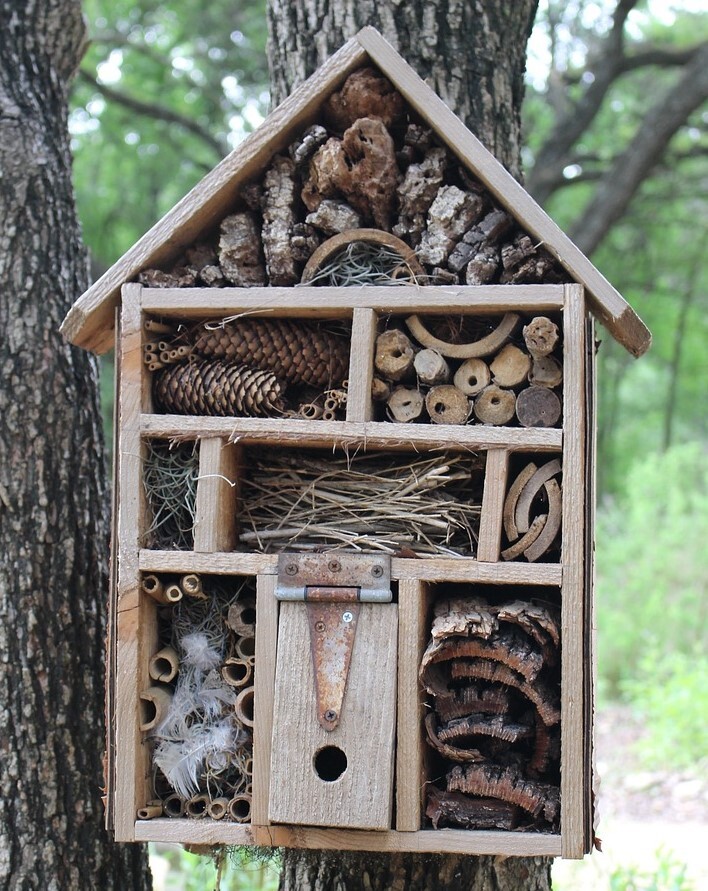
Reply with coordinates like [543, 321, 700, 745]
[300, 228, 425, 284]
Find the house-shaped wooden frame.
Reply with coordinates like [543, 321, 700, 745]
[63, 27, 649, 859]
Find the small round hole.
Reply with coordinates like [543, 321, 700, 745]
[468, 376, 477, 386]
[434, 402, 445, 414]
[391, 349, 402, 359]
[313, 745, 348, 782]
[491, 397, 500, 405]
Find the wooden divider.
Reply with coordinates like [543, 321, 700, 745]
[477, 449, 510, 562]
[193, 437, 240, 552]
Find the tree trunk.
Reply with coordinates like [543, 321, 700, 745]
[266, 2, 551, 889]
[267, 0, 538, 180]
[0, 2, 151, 887]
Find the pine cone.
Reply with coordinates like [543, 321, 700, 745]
[154, 359, 285, 417]
[192, 318, 349, 387]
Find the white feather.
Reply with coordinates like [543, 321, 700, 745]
[180, 632, 222, 670]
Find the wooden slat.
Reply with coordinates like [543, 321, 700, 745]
[139, 284, 566, 316]
[254, 826, 562, 856]
[138, 551, 563, 587]
[252, 575, 279, 826]
[346, 308, 377, 422]
[477, 449, 510, 562]
[356, 27, 651, 358]
[60, 38, 368, 353]
[193, 437, 240, 552]
[134, 820, 561, 855]
[396, 580, 427, 831]
[141, 414, 562, 452]
[560, 284, 587, 858]
[114, 284, 147, 841]
[584, 316, 598, 851]
[269, 602, 397, 829]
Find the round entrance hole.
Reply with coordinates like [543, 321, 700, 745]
[313, 745, 348, 782]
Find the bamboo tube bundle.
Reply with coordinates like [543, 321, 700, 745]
[228, 793, 252, 824]
[239, 448, 483, 556]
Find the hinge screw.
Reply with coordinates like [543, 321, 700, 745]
[285, 563, 298, 576]
[371, 565, 384, 578]
[324, 709, 337, 723]
[328, 559, 341, 572]
[315, 621, 326, 633]
[342, 611, 353, 623]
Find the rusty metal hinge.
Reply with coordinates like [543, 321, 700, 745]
[276, 553, 392, 731]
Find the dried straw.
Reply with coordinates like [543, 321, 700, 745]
[239, 450, 483, 556]
[143, 440, 199, 550]
[302, 242, 424, 287]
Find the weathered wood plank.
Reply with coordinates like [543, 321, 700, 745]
[477, 449, 510, 562]
[346, 308, 378, 422]
[193, 437, 240, 552]
[141, 414, 563, 452]
[139, 284, 566, 316]
[252, 575, 279, 826]
[269, 602, 397, 829]
[396, 580, 427, 831]
[560, 283, 587, 858]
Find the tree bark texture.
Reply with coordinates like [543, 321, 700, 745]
[266, 2, 552, 889]
[0, 2, 151, 888]
[278, 850, 552, 890]
[267, 0, 539, 179]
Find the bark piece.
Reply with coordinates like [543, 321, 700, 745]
[185, 243, 217, 270]
[387, 386, 425, 423]
[240, 182, 263, 211]
[289, 124, 328, 168]
[426, 631, 545, 684]
[448, 659, 561, 727]
[501, 514, 547, 561]
[523, 480, 562, 562]
[218, 212, 266, 287]
[290, 223, 321, 264]
[199, 265, 226, 287]
[323, 67, 405, 130]
[427, 788, 522, 831]
[503, 462, 537, 541]
[138, 267, 197, 288]
[424, 712, 484, 763]
[490, 344, 531, 388]
[301, 137, 350, 212]
[262, 155, 300, 286]
[340, 117, 398, 229]
[414, 349, 451, 386]
[417, 186, 485, 266]
[305, 199, 362, 235]
[466, 244, 501, 284]
[529, 355, 563, 388]
[435, 686, 512, 722]
[425, 385, 470, 425]
[515, 459, 562, 534]
[453, 358, 490, 396]
[403, 123, 434, 153]
[428, 267, 460, 285]
[371, 377, 391, 402]
[395, 147, 447, 242]
[474, 385, 516, 425]
[523, 316, 560, 358]
[437, 713, 534, 746]
[447, 763, 560, 826]
[516, 387, 562, 428]
[375, 329, 416, 381]
[406, 312, 520, 359]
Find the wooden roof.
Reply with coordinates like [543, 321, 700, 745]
[61, 27, 650, 357]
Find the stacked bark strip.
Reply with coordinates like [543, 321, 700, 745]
[136, 68, 570, 291]
[145, 315, 350, 420]
[420, 596, 560, 831]
[138, 574, 255, 823]
[376, 315, 563, 428]
[502, 459, 563, 562]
